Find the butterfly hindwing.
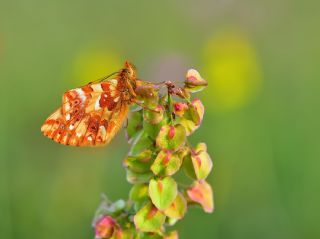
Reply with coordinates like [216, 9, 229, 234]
[41, 79, 128, 146]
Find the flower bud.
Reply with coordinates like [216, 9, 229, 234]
[187, 180, 214, 213]
[173, 102, 188, 117]
[95, 216, 116, 239]
[174, 87, 191, 100]
[185, 69, 208, 93]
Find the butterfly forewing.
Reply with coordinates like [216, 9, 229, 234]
[41, 78, 129, 146]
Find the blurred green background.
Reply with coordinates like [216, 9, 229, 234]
[1, 0, 319, 238]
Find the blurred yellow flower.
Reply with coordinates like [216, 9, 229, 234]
[203, 31, 262, 112]
[73, 47, 122, 85]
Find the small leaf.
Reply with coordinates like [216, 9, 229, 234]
[151, 150, 182, 176]
[129, 131, 154, 156]
[191, 143, 212, 180]
[129, 184, 150, 211]
[192, 99, 205, 125]
[124, 150, 153, 173]
[143, 105, 164, 125]
[126, 169, 153, 184]
[156, 124, 186, 150]
[196, 142, 207, 152]
[149, 177, 178, 211]
[126, 110, 143, 143]
[183, 153, 197, 180]
[143, 113, 168, 140]
[164, 193, 187, 219]
[129, 184, 149, 202]
[187, 180, 214, 213]
[185, 69, 208, 93]
[176, 99, 204, 136]
[135, 85, 159, 109]
[166, 217, 178, 226]
[134, 202, 166, 233]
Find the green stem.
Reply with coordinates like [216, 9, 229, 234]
[167, 92, 174, 125]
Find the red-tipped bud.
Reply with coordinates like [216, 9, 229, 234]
[173, 102, 188, 117]
[185, 69, 208, 93]
[95, 216, 116, 239]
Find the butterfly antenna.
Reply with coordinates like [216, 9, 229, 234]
[81, 71, 120, 87]
[98, 71, 119, 82]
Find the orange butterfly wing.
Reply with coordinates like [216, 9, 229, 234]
[41, 80, 129, 146]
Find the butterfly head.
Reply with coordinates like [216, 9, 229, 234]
[123, 61, 137, 80]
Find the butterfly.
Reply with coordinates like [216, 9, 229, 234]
[41, 61, 143, 147]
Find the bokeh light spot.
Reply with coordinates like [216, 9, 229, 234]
[203, 31, 262, 112]
[73, 47, 122, 85]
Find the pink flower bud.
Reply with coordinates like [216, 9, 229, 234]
[185, 69, 207, 87]
[95, 216, 116, 239]
[187, 180, 214, 213]
[173, 102, 188, 117]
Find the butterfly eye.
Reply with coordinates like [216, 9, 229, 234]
[123, 69, 129, 74]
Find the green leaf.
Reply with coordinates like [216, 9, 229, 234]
[156, 124, 186, 150]
[149, 177, 178, 211]
[176, 99, 204, 136]
[124, 150, 153, 173]
[164, 193, 187, 219]
[126, 169, 153, 184]
[143, 112, 169, 140]
[129, 184, 150, 211]
[126, 110, 143, 143]
[187, 180, 214, 213]
[129, 131, 154, 156]
[134, 202, 166, 233]
[166, 217, 178, 226]
[183, 153, 197, 180]
[143, 105, 164, 125]
[191, 143, 212, 180]
[192, 99, 205, 124]
[151, 150, 182, 176]
[129, 184, 149, 202]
